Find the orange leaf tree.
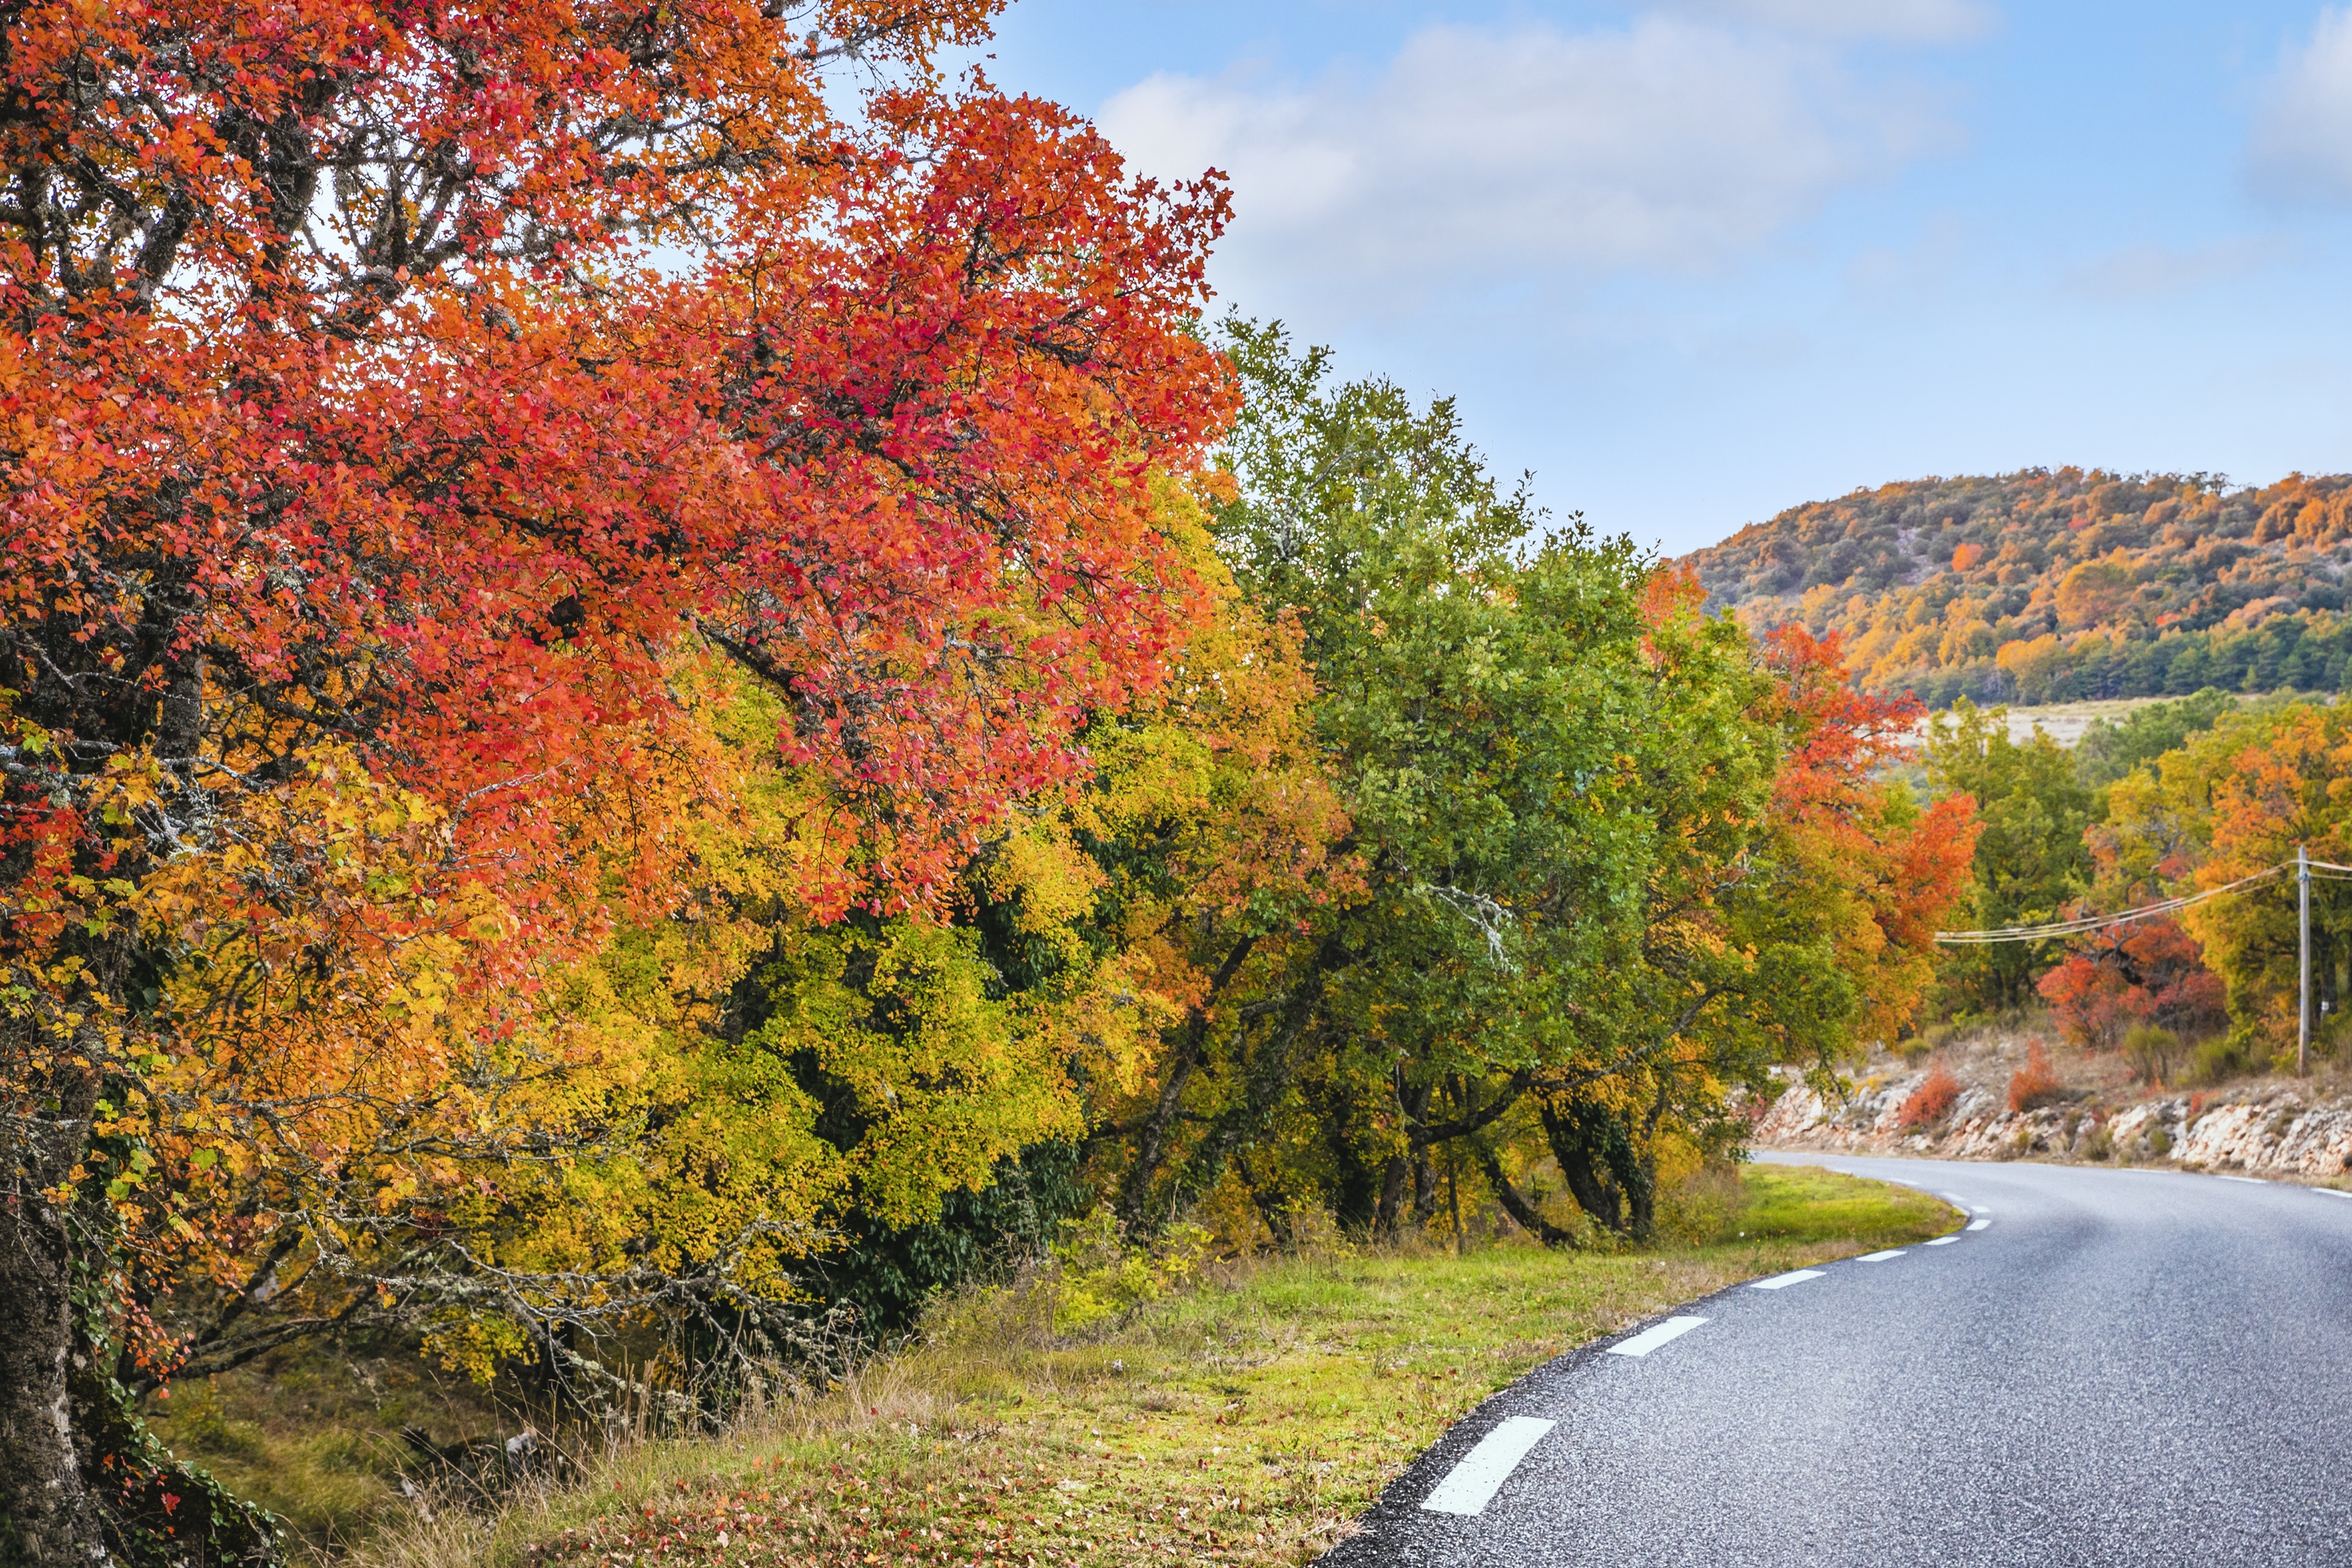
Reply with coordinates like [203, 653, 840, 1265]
[0, 3, 1232, 1557]
[1762, 625, 1980, 1046]
[2098, 701, 2352, 1051]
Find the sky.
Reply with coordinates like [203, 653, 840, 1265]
[957, 1, 2352, 556]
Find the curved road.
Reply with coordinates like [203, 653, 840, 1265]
[1327, 1153, 2352, 1566]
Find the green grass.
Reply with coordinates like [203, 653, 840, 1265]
[343, 1163, 1953, 1568]
[1734, 1162, 1952, 1247]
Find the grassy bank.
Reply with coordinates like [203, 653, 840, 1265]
[334, 1163, 1949, 1568]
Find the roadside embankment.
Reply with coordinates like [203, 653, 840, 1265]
[343, 1166, 1951, 1568]
[1759, 1028, 2352, 1181]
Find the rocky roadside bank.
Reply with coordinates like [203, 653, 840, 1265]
[1755, 1062, 2352, 1181]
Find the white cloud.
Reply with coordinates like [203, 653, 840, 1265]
[2247, 7, 2352, 203]
[1099, 19, 1956, 310]
[1667, 0, 1997, 45]
[2064, 238, 2287, 299]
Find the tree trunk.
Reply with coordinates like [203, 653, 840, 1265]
[1624, 1163, 1657, 1242]
[1232, 1152, 1296, 1248]
[1372, 1154, 1410, 1237]
[1373, 1078, 1432, 1238]
[1167, 934, 1347, 1229]
[1538, 1098, 1627, 1232]
[1468, 1142, 1577, 1249]
[0, 1073, 110, 1567]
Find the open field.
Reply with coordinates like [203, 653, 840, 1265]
[1893, 695, 2176, 750]
[1890, 688, 2341, 752]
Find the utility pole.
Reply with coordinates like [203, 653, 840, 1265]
[2299, 844, 2312, 1076]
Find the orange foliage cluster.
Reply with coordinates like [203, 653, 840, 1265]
[2036, 918, 2227, 1050]
[2006, 1043, 2064, 1113]
[1761, 626, 1980, 1036]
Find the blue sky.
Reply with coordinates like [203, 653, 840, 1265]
[965, 2, 2352, 555]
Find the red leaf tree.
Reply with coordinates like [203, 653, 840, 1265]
[0, 3, 1232, 1555]
[2036, 917, 2228, 1050]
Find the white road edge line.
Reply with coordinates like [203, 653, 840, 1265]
[1925, 1236, 1960, 1246]
[1607, 1316, 1710, 1357]
[2315, 1189, 2352, 1200]
[1966, 1218, 1990, 1231]
[2217, 1175, 2266, 1185]
[1420, 1417, 1555, 1515]
[1751, 1269, 1827, 1290]
[1857, 1249, 1907, 1262]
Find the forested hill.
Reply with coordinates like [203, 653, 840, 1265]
[1682, 469, 2352, 706]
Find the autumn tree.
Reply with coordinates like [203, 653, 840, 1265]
[1104, 327, 1975, 1247]
[2036, 919, 2226, 1050]
[2032, 696, 2241, 1050]
[2100, 702, 2352, 1051]
[806, 487, 1352, 1327]
[1925, 702, 2095, 1012]
[0, 4, 1236, 1560]
[1504, 619, 1975, 1241]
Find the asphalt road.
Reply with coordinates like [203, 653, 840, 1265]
[1326, 1153, 2352, 1566]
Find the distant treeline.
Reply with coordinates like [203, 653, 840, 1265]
[1683, 469, 2352, 703]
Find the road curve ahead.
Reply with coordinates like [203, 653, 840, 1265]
[1325, 1154, 2352, 1567]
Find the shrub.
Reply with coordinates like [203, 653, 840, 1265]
[2122, 1023, 2181, 1087]
[2184, 1035, 2260, 1087]
[1897, 1065, 1962, 1131]
[810, 1142, 1094, 1335]
[1898, 1023, 1955, 1063]
[2008, 1042, 2064, 1112]
[1653, 1158, 1751, 1247]
[1046, 1211, 1212, 1335]
[2080, 1120, 2114, 1160]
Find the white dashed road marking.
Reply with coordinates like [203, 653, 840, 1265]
[1857, 1249, 1907, 1262]
[1967, 1218, 1990, 1231]
[1751, 1269, 1827, 1290]
[2218, 1176, 2266, 1185]
[1607, 1316, 1710, 1357]
[1926, 1236, 1960, 1246]
[1421, 1417, 1555, 1515]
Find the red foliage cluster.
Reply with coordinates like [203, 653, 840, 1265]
[1897, 1065, 1962, 1131]
[2007, 1042, 2064, 1113]
[2036, 917, 2227, 1050]
[0, 0, 1238, 940]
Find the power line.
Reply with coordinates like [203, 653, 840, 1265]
[1934, 848, 2336, 1078]
[1932, 862, 2295, 946]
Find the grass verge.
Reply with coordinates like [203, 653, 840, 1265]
[346, 1163, 1951, 1568]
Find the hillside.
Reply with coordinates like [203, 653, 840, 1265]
[1682, 470, 2352, 705]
